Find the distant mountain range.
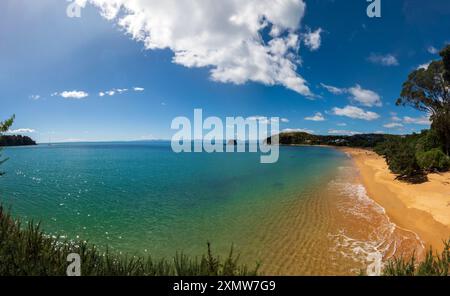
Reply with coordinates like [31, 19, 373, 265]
[0, 135, 37, 147]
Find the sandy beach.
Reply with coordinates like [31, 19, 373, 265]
[342, 147, 450, 252]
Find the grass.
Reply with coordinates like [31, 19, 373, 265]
[0, 205, 259, 276]
[383, 240, 449, 276]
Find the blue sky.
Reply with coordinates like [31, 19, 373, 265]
[0, 0, 449, 143]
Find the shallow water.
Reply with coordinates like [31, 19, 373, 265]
[0, 142, 423, 275]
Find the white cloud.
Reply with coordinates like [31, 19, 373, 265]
[320, 83, 345, 95]
[427, 46, 439, 54]
[332, 106, 380, 121]
[134, 87, 145, 92]
[29, 94, 41, 100]
[403, 116, 430, 125]
[417, 61, 432, 70]
[321, 83, 382, 107]
[328, 129, 361, 136]
[391, 115, 402, 122]
[282, 128, 314, 134]
[383, 122, 403, 128]
[58, 90, 89, 99]
[303, 27, 323, 51]
[347, 84, 382, 107]
[82, 0, 312, 96]
[248, 116, 287, 124]
[305, 112, 325, 121]
[368, 53, 399, 66]
[99, 88, 129, 97]
[6, 128, 36, 134]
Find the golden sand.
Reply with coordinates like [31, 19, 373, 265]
[342, 147, 450, 252]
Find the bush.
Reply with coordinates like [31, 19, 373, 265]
[375, 138, 424, 181]
[0, 206, 259, 276]
[417, 148, 450, 172]
[416, 129, 442, 153]
[383, 239, 449, 276]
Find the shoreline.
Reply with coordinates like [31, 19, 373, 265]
[340, 147, 450, 252]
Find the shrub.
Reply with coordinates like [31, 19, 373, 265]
[0, 206, 259, 276]
[417, 148, 450, 172]
[416, 129, 442, 153]
[383, 239, 449, 276]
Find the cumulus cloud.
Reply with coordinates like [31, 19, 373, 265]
[391, 115, 402, 122]
[368, 53, 399, 66]
[347, 84, 382, 107]
[320, 83, 345, 95]
[321, 83, 381, 107]
[328, 129, 361, 136]
[6, 128, 36, 134]
[383, 122, 404, 128]
[282, 128, 314, 134]
[305, 112, 325, 121]
[57, 90, 89, 99]
[303, 27, 323, 51]
[79, 0, 312, 96]
[248, 116, 288, 124]
[427, 46, 439, 54]
[417, 61, 432, 70]
[332, 106, 380, 121]
[99, 88, 129, 97]
[134, 87, 145, 92]
[403, 116, 430, 125]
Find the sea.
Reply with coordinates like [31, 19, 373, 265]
[0, 142, 424, 275]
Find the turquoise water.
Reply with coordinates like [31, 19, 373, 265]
[0, 142, 349, 273]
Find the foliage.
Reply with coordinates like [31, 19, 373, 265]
[269, 132, 391, 148]
[385, 140, 423, 181]
[383, 239, 449, 276]
[0, 206, 259, 276]
[0, 115, 15, 176]
[396, 45, 450, 156]
[0, 135, 37, 147]
[417, 148, 450, 172]
[374, 133, 429, 182]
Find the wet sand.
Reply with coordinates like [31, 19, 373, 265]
[342, 147, 450, 252]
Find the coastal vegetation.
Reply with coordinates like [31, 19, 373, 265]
[374, 45, 450, 182]
[268, 132, 393, 148]
[0, 135, 37, 147]
[0, 206, 258, 276]
[269, 45, 450, 183]
[0, 115, 15, 176]
[383, 240, 449, 276]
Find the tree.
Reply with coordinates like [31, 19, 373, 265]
[0, 115, 15, 176]
[396, 45, 450, 155]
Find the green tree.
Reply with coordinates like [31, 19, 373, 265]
[396, 45, 450, 155]
[0, 115, 15, 176]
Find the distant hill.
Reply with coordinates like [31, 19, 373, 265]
[267, 132, 398, 148]
[0, 135, 37, 147]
